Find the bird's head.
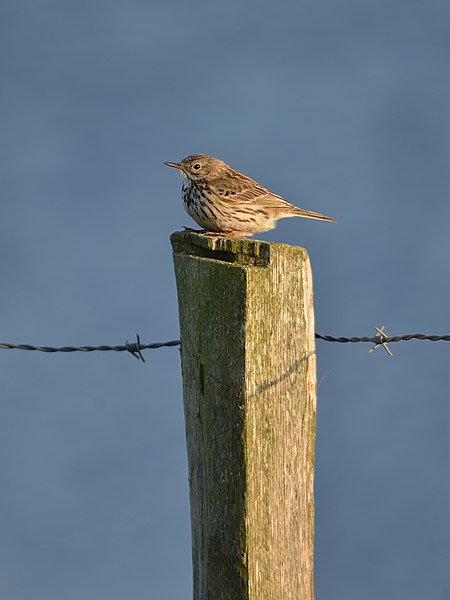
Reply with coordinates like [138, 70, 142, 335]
[164, 154, 224, 182]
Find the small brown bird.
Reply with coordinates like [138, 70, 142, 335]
[164, 154, 335, 237]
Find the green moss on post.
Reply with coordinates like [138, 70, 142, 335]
[171, 231, 317, 600]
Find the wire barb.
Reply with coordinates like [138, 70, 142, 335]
[368, 326, 393, 357]
[125, 334, 146, 362]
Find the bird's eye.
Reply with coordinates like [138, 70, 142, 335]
[193, 163, 201, 170]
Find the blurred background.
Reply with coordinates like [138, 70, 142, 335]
[1, 1, 449, 598]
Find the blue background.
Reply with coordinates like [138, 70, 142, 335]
[1, 1, 449, 598]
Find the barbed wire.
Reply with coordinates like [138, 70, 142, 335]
[0, 335, 181, 363]
[1, 328, 449, 361]
[315, 333, 450, 343]
[315, 327, 450, 357]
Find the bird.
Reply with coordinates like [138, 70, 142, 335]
[164, 154, 335, 238]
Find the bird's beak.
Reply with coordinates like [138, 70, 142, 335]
[164, 161, 183, 170]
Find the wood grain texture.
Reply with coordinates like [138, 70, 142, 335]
[171, 231, 316, 600]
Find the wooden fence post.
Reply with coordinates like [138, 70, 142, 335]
[171, 231, 317, 600]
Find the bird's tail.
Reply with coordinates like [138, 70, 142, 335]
[289, 206, 335, 222]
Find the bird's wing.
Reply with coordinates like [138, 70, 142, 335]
[209, 169, 335, 222]
[211, 171, 294, 210]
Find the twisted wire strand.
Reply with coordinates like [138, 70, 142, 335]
[0, 339, 181, 363]
[314, 333, 450, 343]
[0, 340, 181, 352]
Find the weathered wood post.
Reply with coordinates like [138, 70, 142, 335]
[171, 231, 317, 600]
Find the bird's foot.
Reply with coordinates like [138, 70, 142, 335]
[209, 231, 251, 239]
[182, 227, 250, 238]
[182, 226, 210, 234]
